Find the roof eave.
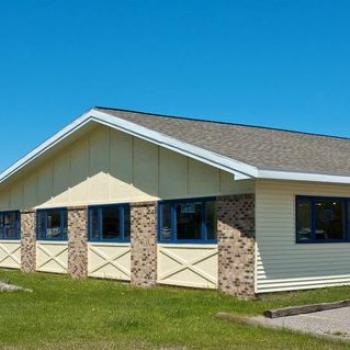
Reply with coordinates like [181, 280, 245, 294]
[258, 169, 350, 184]
[0, 108, 257, 185]
[2, 108, 350, 186]
[0, 109, 95, 185]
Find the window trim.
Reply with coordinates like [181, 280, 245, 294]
[36, 207, 68, 241]
[157, 197, 217, 244]
[88, 203, 130, 242]
[296, 195, 349, 244]
[0, 210, 21, 240]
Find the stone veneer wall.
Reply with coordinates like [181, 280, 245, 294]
[217, 194, 255, 298]
[68, 206, 88, 278]
[130, 202, 157, 287]
[21, 210, 36, 273]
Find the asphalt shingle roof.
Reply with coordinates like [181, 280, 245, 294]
[97, 107, 350, 176]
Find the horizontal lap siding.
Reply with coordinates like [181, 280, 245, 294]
[256, 180, 350, 293]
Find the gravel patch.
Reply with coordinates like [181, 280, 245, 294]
[252, 306, 350, 340]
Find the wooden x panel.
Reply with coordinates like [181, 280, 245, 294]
[36, 242, 68, 273]
[0, 240, 21, 269]
[88, 243, 131, 281]
[157, 244, 218, 289]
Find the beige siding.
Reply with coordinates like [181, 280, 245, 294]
[0, 125, 253, 210]
[256, 180, 350, 293]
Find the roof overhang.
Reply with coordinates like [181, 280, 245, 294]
[0, 108, 257, 185]
[1, 108, 350, 186]
[258, 169, 350, 184]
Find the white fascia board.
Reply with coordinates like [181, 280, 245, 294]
[0, 110, 94, 184]
[258, 169, 350, 184]
[5, 108, 350, 186]
[0, 108, 257, 185]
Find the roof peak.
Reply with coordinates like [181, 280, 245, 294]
[95, 105, 350, 142]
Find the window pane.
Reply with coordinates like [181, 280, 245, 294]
[3, 213, 17, 239]
[37, 211, 46, 240]
[315, 200, 344, 240]
[160, 204, 171, 241]
[123, 206, 131, 241]
[205, 201, 216, 240]
[46, 210, 62, 239]
[0, 212, 18, 239]
[175, 202, 202, 240]
[296, 200, 312, 241]
[101, 207, 120, 240]
[0, 214, 3, 238]
[62, 211, 68, 238]
[90, 208, 99, 240]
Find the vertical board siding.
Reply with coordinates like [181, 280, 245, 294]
[157, 244, 218, 289]
[256, 180, 350, 293]
[159, 148, 188, 197]
[88, 243, 131, 281]
[0, 125, 254, 211]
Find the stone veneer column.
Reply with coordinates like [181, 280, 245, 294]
[21, 210, 36, 273]
[68, 206, 88, 279]
[217, 194, 255, 298]
[130, 202, 157, 287]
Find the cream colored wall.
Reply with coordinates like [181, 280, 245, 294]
[0, 241, 21, 269]
[0, 124, 254, 210]
[36, 241, 68, 274]
[157, 244, 218, 289]
[256, 180, 350, 293]
[88, 242, 131, 281]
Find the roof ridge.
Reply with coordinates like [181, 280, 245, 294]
[95, 106, 350, 142]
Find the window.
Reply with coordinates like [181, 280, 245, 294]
[88, 204, 130, 242]
[296, 196, 348, 243]
[296, 199, 312, 241]
[37, 208, 67, 240]
[158, 198, 216, 243]
[0, 211, 20, 239]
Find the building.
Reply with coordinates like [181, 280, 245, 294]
[1, 107, 350, 298]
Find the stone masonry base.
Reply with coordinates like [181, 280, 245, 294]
[130, 202, 157, 287]
[217, 194, 255, 298]
[20, 210, 36, 273]
[68, 206, 88, 278]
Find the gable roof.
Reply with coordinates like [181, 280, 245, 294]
[1, 106, 350, 186]
[98, 107, 350, 178]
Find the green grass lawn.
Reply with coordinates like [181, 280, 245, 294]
[0, 270, 350, 349]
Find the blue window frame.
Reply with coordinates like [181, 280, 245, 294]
[296, 196, 349, 243]
[88, 204, 130, 242]
[0, 211, 20, 240]
[158, 197, 217, 243]
[36, 208, 67, 241]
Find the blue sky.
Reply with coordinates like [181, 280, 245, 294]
[1, 0, 350, 171]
